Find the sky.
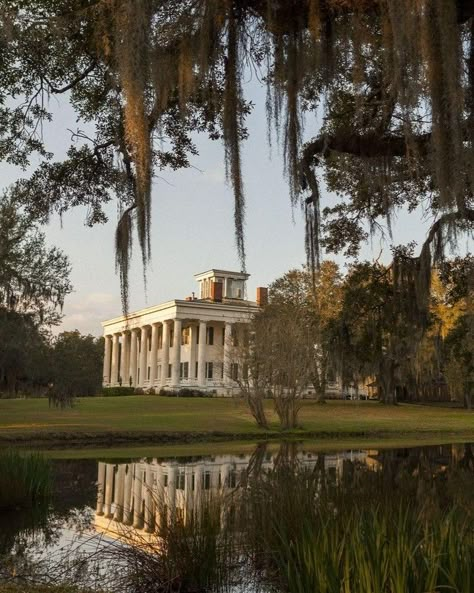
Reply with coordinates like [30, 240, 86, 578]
[2, 79, 459, 336]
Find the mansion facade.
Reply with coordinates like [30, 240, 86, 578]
[102, 269, 266, 395]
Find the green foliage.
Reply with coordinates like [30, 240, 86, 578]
[0, 193, 72, 325]
[51, 331, 103, 402]
[246, 465, 474, 593]
[0, 449, 51, 510]
[1, 1, 472, 312]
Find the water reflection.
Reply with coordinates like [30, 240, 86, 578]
[93, 442, 474, 539]
[0, 442, 473, 591]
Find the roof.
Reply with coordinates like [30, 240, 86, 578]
[194, 269, 250, 280]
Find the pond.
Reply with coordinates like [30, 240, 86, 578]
[1, 441, 473, 592]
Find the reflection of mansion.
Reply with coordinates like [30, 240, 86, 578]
[95, 450, 374, 537]
[102, 269, 267, 395]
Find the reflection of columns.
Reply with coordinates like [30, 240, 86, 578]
[223, 322, 232, 387]
[155, 466, 165, 529]
[133, 464, 143, 528]
[161, 322, 170, 386]
[111, 334, 120, 385]
[119, 333, 127, 384]
[171, 319, 182, 387]
[198, 321, 207, 387]
[139, 327, 148, 386]
[103, 336, 112, 385]
[144, 467, 154, 532]
[104, 463, 115, 518]
[189, 324, 197, 382]
[113, 464, 125, 522]
[123, 465, 133, 525]
[96, 462, 106, 515]
[130, 329, 138, 387]
[167, 465, 177, 520]
[149, 323, 159, 387]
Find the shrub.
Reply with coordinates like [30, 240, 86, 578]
[0, 449, 51, 510]
[157, 388, 211, 397]
[100, 387, 136, 397]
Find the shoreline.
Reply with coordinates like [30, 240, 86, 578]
[1, 428, 473, 450]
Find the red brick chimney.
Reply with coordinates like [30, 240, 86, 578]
[256, 286, 268, 307]
[210, 281, 223, 302]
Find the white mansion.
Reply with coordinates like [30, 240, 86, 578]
[102, 269, 267, 395]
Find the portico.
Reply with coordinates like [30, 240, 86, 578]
[102, 269, 265, 395]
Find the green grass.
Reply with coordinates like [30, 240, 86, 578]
[0, 397, 472, 445]
[0, 449, 51, 509]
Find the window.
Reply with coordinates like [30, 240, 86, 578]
[231, 363, 239, 381]
[180, 362, 189, 379]
[229, 470, 237, 488]
[220, 363, 224, 379]
[203, 471, 211, 490]
[157, 365, 162, 380]
[196, 326, 200, 344]
[222, 326, 225, 345]
[168, 364, 172, 378]
[147, 366, 151, 380]
[242, 363, 249, 380]
[169, 329, 174, 348]
[195, 361, 198, 378]
[205, 362, 213, 379]
[177, 470, 185, 490]
[148, 335, 151, 351]
[164, 474, 168, 487]
[206, 326, 214, 345]
[181, 327, 190, 345]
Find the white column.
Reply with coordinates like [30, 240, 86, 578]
[102, 336, 112, 385]
[144, 467, 154, 532]
[189, 324, 198, 384]
[198, 320, 207, 388]
[139, 326, 148, 387]
[96, 462, 106, 515]
[130, 329, 138, 386]
[110, 334, 120, 386]
[155, 466, 165, 529]
[223, 322, 232, 387]
[121, 332, 131, 386]
[167, 465, 177, 521]
[104, 463, 115, 518]
[171, 318, 182, 388]
[149, 323, 159, 387]
[113, 464, 125, 522]
[133, 464, 143, 528]
[123, 464, 133, 525]
[161, 322, 170, 386]
[119, 334, 126, 385]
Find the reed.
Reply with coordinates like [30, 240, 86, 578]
[244, 466, 474, 593]
[0, 449, 51, 509]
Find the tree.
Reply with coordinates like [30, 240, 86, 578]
[269, 262, 343, 402]
[0, 192, 72, 326]
[234, 303, 314, 429]
[1, 1, 472, 312]
[0, 192, 72, 397]
[51, 331, 104, 401]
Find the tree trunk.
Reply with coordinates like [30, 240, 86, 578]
[464, 393, 472, 410]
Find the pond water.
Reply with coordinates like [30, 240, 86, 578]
[1, 441, 473, 592]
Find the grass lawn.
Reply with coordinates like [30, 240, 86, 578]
[0, 396, 472, 446]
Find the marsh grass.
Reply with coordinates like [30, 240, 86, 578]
[0, 450, 51, 509]
[245, 465, 474, 593]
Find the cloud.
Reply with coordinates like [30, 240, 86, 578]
[57, 292, 121, 336]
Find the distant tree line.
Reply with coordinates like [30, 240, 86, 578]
[0, 192, 103, 404]
[238, 255, 473, 429]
